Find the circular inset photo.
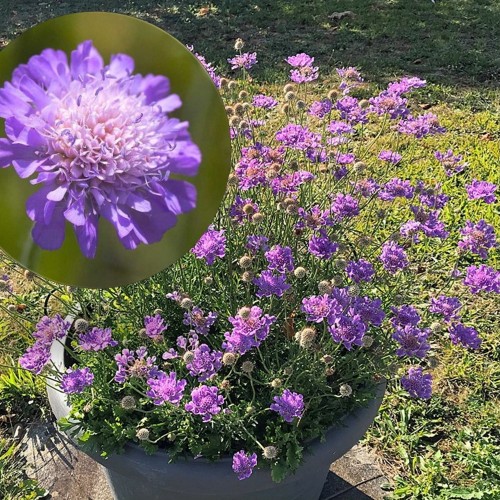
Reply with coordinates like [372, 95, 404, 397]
[0, 12, 230, 288]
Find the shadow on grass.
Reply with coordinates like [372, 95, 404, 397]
[1, 0, 499, 87]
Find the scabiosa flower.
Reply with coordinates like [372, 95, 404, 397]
[0, 41, 201, 258]
[270, 389, 304, 422]
[229, 196, 260, 224]
[301, 294, 340, 323]
[265, 245, 295, 274]
[223, 306, 276, 355]
[232, 450, 258, 480]
[392, 325, 431, 358]
[386, 77, 426, 95]
[253, 270, 291, 298]
[448, 323, 482, 350]
[228, 52, 257, 70]
[144, 314, 168, 342]
[331, 193, 359, 219]
[380, 241, 409, 273]
[184, 385, 224, 422]
[187, 45, 221, 88]
[466, 180, 497, 204]
[32, 315, 71, 345]
[337, 67, 364, 94]
[252, 94, 278, 109]
[60, 367, 94, 394]
[353, 178, 379, 197]
[401, 366, 432, 399]
[78, 327, 118, 351]
[114, 347, 159, 383]
[186, 344, 223, 382]
[285, 53, 319, 83]
[296, 205, 333, 230]
[308, 230, 338, 259]
[328, 314, 366, 350]
[463, 265, 500, 294]
[346, 259, 375, 283]
[352, 296, 385, 327]
[378, 150, 402, 164]
[379, 178, 414, 201]
[270, 170, 315, 196]
[275, 124, 321, 150]
[369, 91, 409, 119]
[0, 274, 12, 293]
[458, 220, 497, 259]
[391, 305, 421, 327]
[328, 120, 354, 136]
[246, 234, 269, 253]
[336, 96, 367, 124]
[19, 343, 51, 374]
[429, 296, 462, 322]
[191, 227, 226, 265]
[183, 307, 217, 335]
[146, 371, 187, 405]
[435, 150, 467, 176]
[308, 99, 332, 118]
[398, 113, 445, 138]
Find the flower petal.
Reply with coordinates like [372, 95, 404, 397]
[107, 54, 135, 79]
[31, 205, 66, 250]
[70, 40, 104, 82]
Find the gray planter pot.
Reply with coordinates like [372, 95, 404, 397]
[48, 336, 385, 500]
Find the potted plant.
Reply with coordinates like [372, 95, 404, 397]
[8, 44, 499, 500]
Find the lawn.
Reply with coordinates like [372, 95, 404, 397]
[0, 1, 499, 499]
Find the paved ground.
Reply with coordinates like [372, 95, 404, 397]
[20, 422, 388, 500]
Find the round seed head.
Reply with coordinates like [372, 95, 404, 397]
[227, 173, 239, 186]
[318, 280, 333, 294]
[234, 103, 245, 116]
[120, 396, 136, 410]
[354, 161, 366, 173]
[321, 354, 334, 364]
[153, 308, 162, 315]
[331, 275, 343, 287]
[239, 120, 249, 130]
[282, 103, 290, 114]
[183, 351, 195, 364]
[228, 80, 238, 90]
[243, 203, 255, 215]
[241, 271, 254, 283]
[283, 83, 295, 93]
[294, 267, 307, 279]
[263, 446, 278, 459]
[229, 115, 241, 127]
[167, 432, 176, 441]
[327, 89, 339, 100]
[270, 378, 282, 388]
[222, 352, 237, 366]
[241, 360, 254, 373]
[203, 276, 214, 285]
[74, 318, 89, 333]
[225, 105, 235, 116]
[138, 327, 147, 338]
[238, 306, 252, 318]
[334, 259, 347, 270]
[7, 304, 16, 312]
[348, 284, 360, 297]
[339, 383, 353, 397]
[238, 90, 248, 99]
[243, 102, 251, 111]
[238, 255, 253, 269]
[299, 327, 316, 348]
[252, 213, 264, 223]
[359, 99, 370, 109]
[283, 366, 293, 376]
[285, 91, 296, 101]
[362, 335, 374, 348]
[220, 379, 231, 390]
[325, 367, 335, 376]
[234, 38, 245, 50]
[180, 298, 193, 310]
[220, 77, 229, 88]
[296, 100, 306, 109]
[24, 270, 34, 281]
[136, 428, 150, 441]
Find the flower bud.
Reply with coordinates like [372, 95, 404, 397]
[283, 366, 293, 376]
[153, 308, 163, 315]
[136, 428, 150, 441]
[220, 379, 231, 390]
[167, 432, 176, 441]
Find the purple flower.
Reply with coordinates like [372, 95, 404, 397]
[401, 206, 449, 241]
[391, 305, 421, 327]
[19, 343, 51, 374]
[275, 124, 321, 150]
[184, 385, 224, 422]
[448, 323, 482, 350]
[187, 45, 221, 88]
[380, 241, 409, 273]
[186, 344, 223, 382]
[417, 182, 449, 209]
[352, 297, 385, 326]
[346, 259, 375, 283]
[353, 178, 379, 197]
[232, 450, 258, 480]
[466, 180, 497, 204]
[301, 294, 340, 323]
[458, 220, 497, 259]
[398, 113, 445, 138]
[378, 150, 402, 164]
[463, 265, 500, 294]
[230, 196, 260, 224]
[78, 327, 118, 351]
[228, 52, 257, 70]
[369, 92, 409, 119]
[308, 231, 338, 259]
[183, 307, 218, 335]
[435, 150, 467, 176]
[386, 77, 426, 95]
[308, 99, 332, 118]
[328, 120, 354, 136]
[253, 270, 291, 298]
[392, 325, 431, 358]
[379, 178, 414, 201]
[401, 366, 432, 399]
[334, 153, 356, 165]
[285, 53, 319, 83]
[336, 96, 367, 124]
[265, 245, 294, 274]
[32, 315, 71, 345]
[246, 235, 269, 253]
[60, 367, 94, 394]
[114, 347, 159, 383]
[270, 171, 315, 196]
[144, 314, 168, 342]
[331, 193, 359, 219]
[0, 274, 12, 294]
[328, 314, 366, 350]
[429, 296, 462, 322]
[146, 371, 187, 405]
[191, 227, 226, 265]
[252, 94, 278, 109]
[223, 306, 276, 355]
[0, 41, 201, 258]
[296, 205, 333, 230]
[270, 389, 304, 422]
[337, 67, 364, 94]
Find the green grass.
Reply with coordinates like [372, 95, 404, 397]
[0, 1, 499, 498]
